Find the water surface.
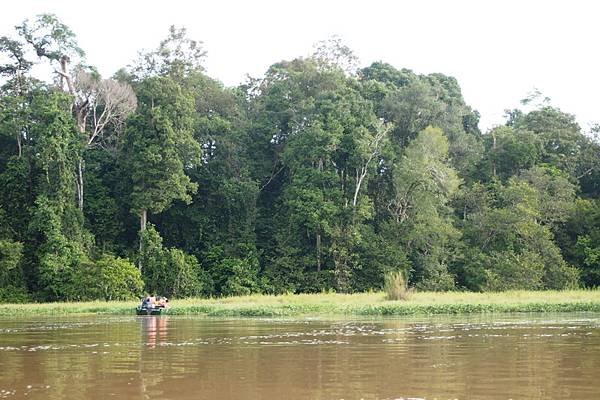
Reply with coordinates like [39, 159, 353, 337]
[1, 313, 599, 399]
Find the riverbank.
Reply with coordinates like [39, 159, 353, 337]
[1, 290, 600, 317]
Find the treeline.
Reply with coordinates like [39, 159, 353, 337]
[0, 15, 599, 302]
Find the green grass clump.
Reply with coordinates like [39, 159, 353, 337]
[384, 271, 413, 301]
[1, 290, 600, 317]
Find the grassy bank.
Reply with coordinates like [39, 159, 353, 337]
[1, 290, 600, 317]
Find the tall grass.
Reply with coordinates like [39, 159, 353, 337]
[1, 290, 600, 317]
[384, 271, 413, 301]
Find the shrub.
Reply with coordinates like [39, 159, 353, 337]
[384, 270, 413, 301]
[297, 270, 334, 293]
[220, 256, 261, 297]
[414, 256, 456, 291]
[542, 262, 579, 290]
[204, 245, 262, 296]
[140, 225, 211, 298]
[38, 247, 85, 301]
[164, 248, 210, 298]
[262, 253, 306, 294]
[71, 255, 144, 301]
[0, 240, 29, 302]
[0, 285, 30, 303]
[0, 240, 23, 277]
[483, 251, 545, 291]
[93, 255, 145, 300]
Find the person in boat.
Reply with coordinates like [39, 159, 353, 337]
[141, 295, 157, 309]
[156, 296, 169, 308]
[140, 296, 150, 309]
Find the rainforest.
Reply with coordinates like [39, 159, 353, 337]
[1, 15, 599, 303]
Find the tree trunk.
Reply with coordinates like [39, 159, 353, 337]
[316, 232, 322, 272]
[58, 54, 87, 211]
[76, 159, 84, 211]
[140, 209, 147, 232]
[317, 157, 323, 273]
[59, 56, 75, 95]
[16, 133, 22, 158]
[75, 110, 87, 211]
[491, 130, 497, 177]
[353, 167, 367, 208]
[138, 209, 147, 271]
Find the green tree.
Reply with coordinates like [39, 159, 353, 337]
[558, 199, 600, 286]
[479, 125, 542, 180]
[21, 90, 95, 300]
[0, 239, 29, 302]
[120, 76, 200, 269]
[388, 126, 461, 290]
[249, 58, 391, 292]
[456, 179, 579, 291]
[139, 225, 210, 297]
[361, 63, 483, 176]
[70, 255, 144, 301]
[513, 106, 584, 175]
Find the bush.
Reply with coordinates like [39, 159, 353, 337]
[459, 247, 578, 292]
[352, 225, 411, 293]
[384, 270, 413, 301]
[93, 255, 144, 300]
[38, 247, 85, 301]
[140, 225, 211, 298]
[297, 270, 334, 293]
[71, 255, 144, 301]
[0, 240, 28, 301]
[164, 248, 210, 298]
[576, 234, 600, 287]
[456, 249, 489, 291]
[0, 240, 23, 276]
[483, 251, 545, 291]
[0, 285, 30, 303]
[543, 262, 579, 290]
[262, 252, 307, 294]
[220, 256, 262, 297]
[204, 245, 262, 296]
[414, 255, 456, 291]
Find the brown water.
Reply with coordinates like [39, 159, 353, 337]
[1, 313, 599, 400]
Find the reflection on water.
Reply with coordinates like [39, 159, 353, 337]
[1, 313, 599, 399]
[143, 316, 169, 349]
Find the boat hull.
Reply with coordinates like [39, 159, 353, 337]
[136, 307, 165, 316]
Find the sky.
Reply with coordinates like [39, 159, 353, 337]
[1, 0, 598, 132]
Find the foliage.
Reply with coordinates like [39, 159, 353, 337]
[203, 245, 261, 297]
[0, 240, 23, 281]
[0, 239, 29, 302]
[2, 290, 600, 317]
[0, 15, 599, 301]
[388, 127, 461, 291]
[456, 179, 580, 291]
[384, 270, 413, 301]
[140, 225, 210, 298]
[131, 25, 206, 79]
[121, 76, 200, 216]
[69, 255, 144, 301]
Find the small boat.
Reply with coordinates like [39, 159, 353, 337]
[136, 306, 166, 316]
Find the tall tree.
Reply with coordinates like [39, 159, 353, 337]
[130, 25, 207, 80]
[120, 76, 200, 269]
[388, 126, 461, 290]
[14, 14, 137, 210]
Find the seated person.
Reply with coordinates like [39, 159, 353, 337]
[140, 297, 147, 308]
[141, 295, 156, 309]
[156, 296, 169, 308]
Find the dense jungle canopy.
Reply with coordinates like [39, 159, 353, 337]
[0, 15, 599, 302]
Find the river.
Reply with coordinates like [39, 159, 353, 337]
[1, 313, 599, 399]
